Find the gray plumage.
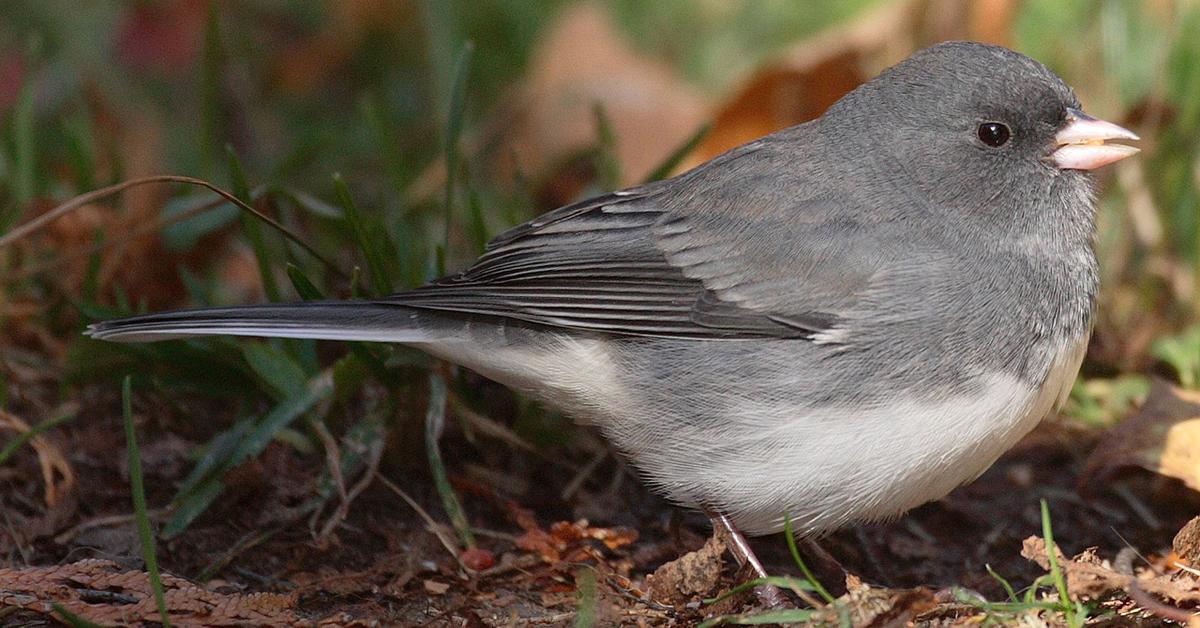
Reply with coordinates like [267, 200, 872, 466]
[88, 42, 1121, 535]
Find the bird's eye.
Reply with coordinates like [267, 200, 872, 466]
[977, 122, 1011, 147]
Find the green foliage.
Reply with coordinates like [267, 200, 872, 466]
[1152, 326, 1200, 389]
[1066, 375, 1149, 426]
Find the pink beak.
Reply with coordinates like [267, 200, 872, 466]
[1052, 108, 1140, 170]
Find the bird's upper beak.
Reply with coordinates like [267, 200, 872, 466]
[1052, 108, 1140, 170]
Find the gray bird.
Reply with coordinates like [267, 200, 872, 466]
[88, 42, 1138, 579]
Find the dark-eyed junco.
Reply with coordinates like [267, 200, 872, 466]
[89, 42, 1138, 575]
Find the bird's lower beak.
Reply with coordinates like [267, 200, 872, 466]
[1052, 108, 1140, 170]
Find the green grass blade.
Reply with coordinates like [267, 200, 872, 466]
[573, 567, 597, 628]
[122, 377, 171, 628]
[703, 576, 814, 604]
[227, 146, 281, 302]
[591, 104, 621, 191]
[643, 123, 711, 184]
[425, 372, 474, 548]
[199, 2, 222, 174]
[163, 479, 225, 540]
[784, 512, 835, 603]
[440, 42, 474, 276]
[241, 342, 307, 400]
[697, 608, 817, 627]
[466, 187, 489, 255]
[1040, 499, 1077, 626]
[985, 564, 1020, 603]
[165, 370, 334, 538]
[9, 76, 36, 224]
[334, 174, 393, 295]
[286, 263, 323, 301]
[63, 103, 97, 193]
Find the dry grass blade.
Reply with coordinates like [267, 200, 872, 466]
[0, 407, 77, 507]
[375, 471, 465, 568]
[0, 175, 345, 279]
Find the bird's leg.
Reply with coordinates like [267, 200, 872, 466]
[707, 510, 789, 609]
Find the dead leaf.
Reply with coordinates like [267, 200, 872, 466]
[1174, 517, 1200, 567]
[0, 408, 75, 507]
[804, 581, 936, 627]
[646, 533, 726, 605]
[1022, 536, 1200, 605]
[513, 509, 638, 567]
[683, 0, 919, 168]
[423, 579, 450, 595]
[1082, 378, 1200, 493]
[0, 559, 303, 626]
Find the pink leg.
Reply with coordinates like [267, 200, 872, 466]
[709, 511, 788, 609]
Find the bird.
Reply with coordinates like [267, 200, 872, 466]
[88, 41, 1138, 584]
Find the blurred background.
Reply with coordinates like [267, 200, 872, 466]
[1, 0, 1199, 623]
[1, 1, 1197, 378]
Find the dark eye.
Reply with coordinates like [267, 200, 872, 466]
[977, 122, 1011, 147]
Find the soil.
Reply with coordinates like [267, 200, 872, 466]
[1, 369, 1198, 626]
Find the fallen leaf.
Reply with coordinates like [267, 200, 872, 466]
[682, 0, 919, 168]
[646, 533, 726, 605]
[1082, 378, 1200, 493]
[513, 512, 638, 567]
[0, 409, 75, 507]
[423, 579, 450, 595]
[1174, 517, 1200, 567]
[1022, 536, 1200, 605]
[0, 559, 303, 626]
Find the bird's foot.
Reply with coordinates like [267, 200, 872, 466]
[708, 510, 791, 609]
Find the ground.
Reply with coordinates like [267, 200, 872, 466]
[2, 366, 1198, 625]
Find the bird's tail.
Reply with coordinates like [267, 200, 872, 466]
[86, 301, 442, 344]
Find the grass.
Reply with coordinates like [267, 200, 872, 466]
[123, 376, 171, 628]
[953, 500, 1095, 626]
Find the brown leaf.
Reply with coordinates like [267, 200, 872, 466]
[683, 0, 920, 168]
[0, 408, 75, 508]
[1022, 536, 1200, 605]
[423, 579, 450, 595]
[1174, 516, 1200, 567]
[0, 559, 303, 626]
[516, 516, 639, 567]
[646, 533, 726, 605]
[1082, 378, 1200, 492]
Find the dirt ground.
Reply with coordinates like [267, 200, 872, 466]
[2, 364, 1198, 626]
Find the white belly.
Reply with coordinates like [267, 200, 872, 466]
[706, 335, 1090, 536]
